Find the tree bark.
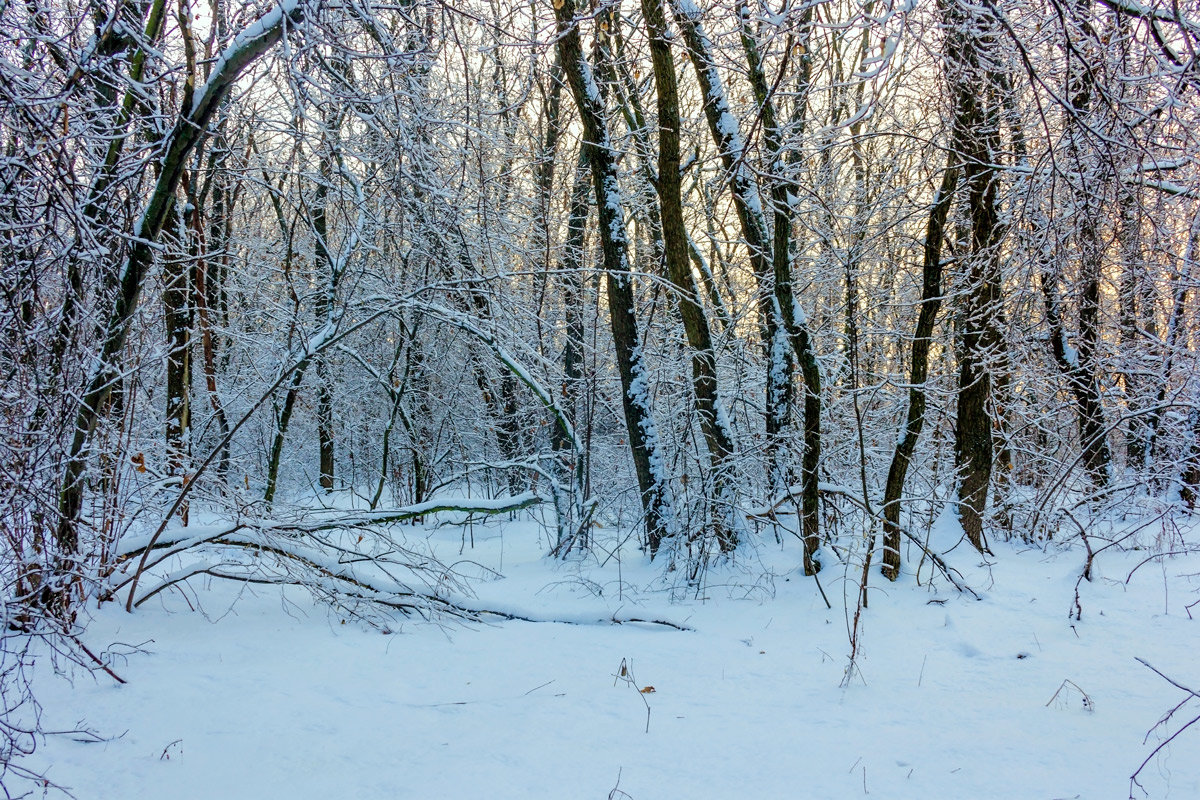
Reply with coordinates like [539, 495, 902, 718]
[313, 143, 336, 493]
[881, 159, 958, 580]
[1047, 0, 1112, 489]
[553, 0, 672, 555]
[674, 0, 823, 570]
[57, 0, 307, 579]
[943, 0, 1004, 554]
[552, 151, 591, 459]
[641, 0, 738, 551]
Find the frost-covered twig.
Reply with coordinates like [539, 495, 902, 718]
[115, 494, 540, 614]
[749, 484, 980, 599]
[1131, 658, 1200, 797]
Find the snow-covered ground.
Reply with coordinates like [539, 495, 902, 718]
[26, 511, 1200, 799]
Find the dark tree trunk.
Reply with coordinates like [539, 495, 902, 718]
[1046, 0, 1112, 490]
[57, 1, 305, 577]
[552, 151, 591, 459]
[881, 159, 958, 580]
[197, 144, 232, 482]
[675, 0, 823, 571]
[1182, 402, 1200, 509]
[554, 0, 672, 555]
[312, 147, 336, 493]
[641, 0, 738, 551]
[943, 0, 1004, 554]
[164, 214, 192, 485]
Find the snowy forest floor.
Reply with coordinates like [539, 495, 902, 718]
[26, 508, 1200, 799]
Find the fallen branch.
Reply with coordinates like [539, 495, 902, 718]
[67, 635, 126, 685]
[112, 494, 542, 622]
[110, 493, 541, 602]
[465, 606, 692, 631]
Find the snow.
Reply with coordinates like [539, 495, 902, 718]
[200, 0, 301, 103]
[23, 513, 1200, 799]
[1060, 331, 1080, 369]
[1102, 0, 1200, 28]
[793, 301, 807, 327]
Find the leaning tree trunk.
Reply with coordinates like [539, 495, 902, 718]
[881, 158, 958, 580]
[553, 0, 672, 555]
[641, 0, 738, 551]
[56, 0, 308, 610]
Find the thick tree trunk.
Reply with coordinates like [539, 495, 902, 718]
[641, 0, 738, 551]
[674, 0, 822, 570]
[943, 0, 1004, 554]
[554, 0, 672, 555]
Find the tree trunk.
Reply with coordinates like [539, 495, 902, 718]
[552, 151, 591, 460]
[881, 159, 958, 580]
[736, 0, 797, 496]
[56, 0, 306, 582]
[674, 0, 823, 571]
[1049, 0, 1112, 489]
[1182, 402, 1200, 509]
[1118, 189, 1150, 472]
[196, 142, 233, 483]
[164, 210, 193, 489]
[641, 0, 738, 551]
[553, 0, 672, 555]
[312, 139, 337, 493]
[943, 0, 1004, 554]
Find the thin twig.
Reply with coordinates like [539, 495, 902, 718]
[68, 635, 126, 684]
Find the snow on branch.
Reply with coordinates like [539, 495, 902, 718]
[111, 493, 542, 618]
